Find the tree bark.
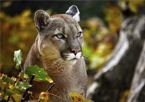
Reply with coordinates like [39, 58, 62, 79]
[87, 7, 145, 102]
[127, 41, 145, 102]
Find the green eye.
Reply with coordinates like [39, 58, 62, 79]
[56, 34, 65, 39]
[76, 32, 82, 37]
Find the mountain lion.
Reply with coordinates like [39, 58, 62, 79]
[24, 5, 88, 102]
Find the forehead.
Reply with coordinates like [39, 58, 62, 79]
[50, 14, 82, 32]
[52, 14, 76, 23]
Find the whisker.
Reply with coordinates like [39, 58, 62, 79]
[40, 55, 57, 60]
[46, 58, 62, 69]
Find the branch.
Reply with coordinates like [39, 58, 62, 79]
[11, 97, 16, 102]
[7, 96, 10, 101]
[46, 83, 55, 92]
[20, 74, 35, 102]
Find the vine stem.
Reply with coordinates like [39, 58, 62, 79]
[20, 64, 23, 72]
[20, 64, 24, 81]
[48, 93, 69, 102]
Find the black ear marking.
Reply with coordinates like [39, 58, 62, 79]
[34, 10, 50, 31]
[66, 5, 80, 22]
[66, 5, 78, 17]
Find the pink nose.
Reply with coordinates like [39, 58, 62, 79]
[71, 49, 80, 54]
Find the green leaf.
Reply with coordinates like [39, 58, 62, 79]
[18, 72, 29, 79]
[2, 76, 14, 85]
[13, 49, 22, 69]
[18, 72, 23, 79]
[16, 88, 23, 95]
[40, 99, 47, 102]
[0, 99, 8, 102]
[25, 65, 53, 83]
[15, 81, 31, 89]
[5, 89, 14, 96]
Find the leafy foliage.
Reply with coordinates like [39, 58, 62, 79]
[0, 74, 30, 101]
[119, 0, 145, 13]
[104, 3, 121, 33]
[1, 10, 37, 74]
[1, 49, 54, 101]
[82, 17, 114, 71]
[0, 9, 52, 74]
[82, 0, 144, 71]
[1, 49, 93, 102]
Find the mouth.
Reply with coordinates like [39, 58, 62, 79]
[61, 57, 77, 65]
[67, 58, 77, 65]
[61, 52, 82, 65]
[71, 58, 77, 60]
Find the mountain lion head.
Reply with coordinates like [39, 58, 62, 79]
[35, 5, 84, 65]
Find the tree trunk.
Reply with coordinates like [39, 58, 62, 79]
[127, 41, 145, 102]
[87, 6, 145, 102]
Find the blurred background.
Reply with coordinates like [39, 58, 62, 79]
[0, 0, 145, 78]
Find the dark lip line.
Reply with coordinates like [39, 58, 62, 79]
[69, 58, 77, 61]
[61, 56, 77, 61]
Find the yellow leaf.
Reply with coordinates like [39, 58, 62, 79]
[46, 9, 52, 15]
[69, 92, 84, 102]
[46, 77, 53, 83]
[83, 99, 94, 102]
[21, 10, 31, 17]
[129, 0, 144, 13]
[24, 74, 29, 79]
[39, 92, 51, 102]
[69, 92, 94, 102]
[11, 93, 22, 102]
[119, 90, 130, 102]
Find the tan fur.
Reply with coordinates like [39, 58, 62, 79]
[24, 6, 87, 102]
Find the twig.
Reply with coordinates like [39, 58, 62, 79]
[23, 92, 32, 101]
[19, 64, 24, 82]
[20, 65, 23, 73]
[11, 97, 16, 102]
[48, 93, 69, 102]
[26, 74, 35, 91]
[20, 74, 35, 102]
[7, 96, 10, 101]
[37, 92, 69, 102]
[7, 96, 16, 102]
[46, 83, 55, 92]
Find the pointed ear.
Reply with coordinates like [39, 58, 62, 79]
[66, 5, 80, 22]
[34, 10, 50, 31]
